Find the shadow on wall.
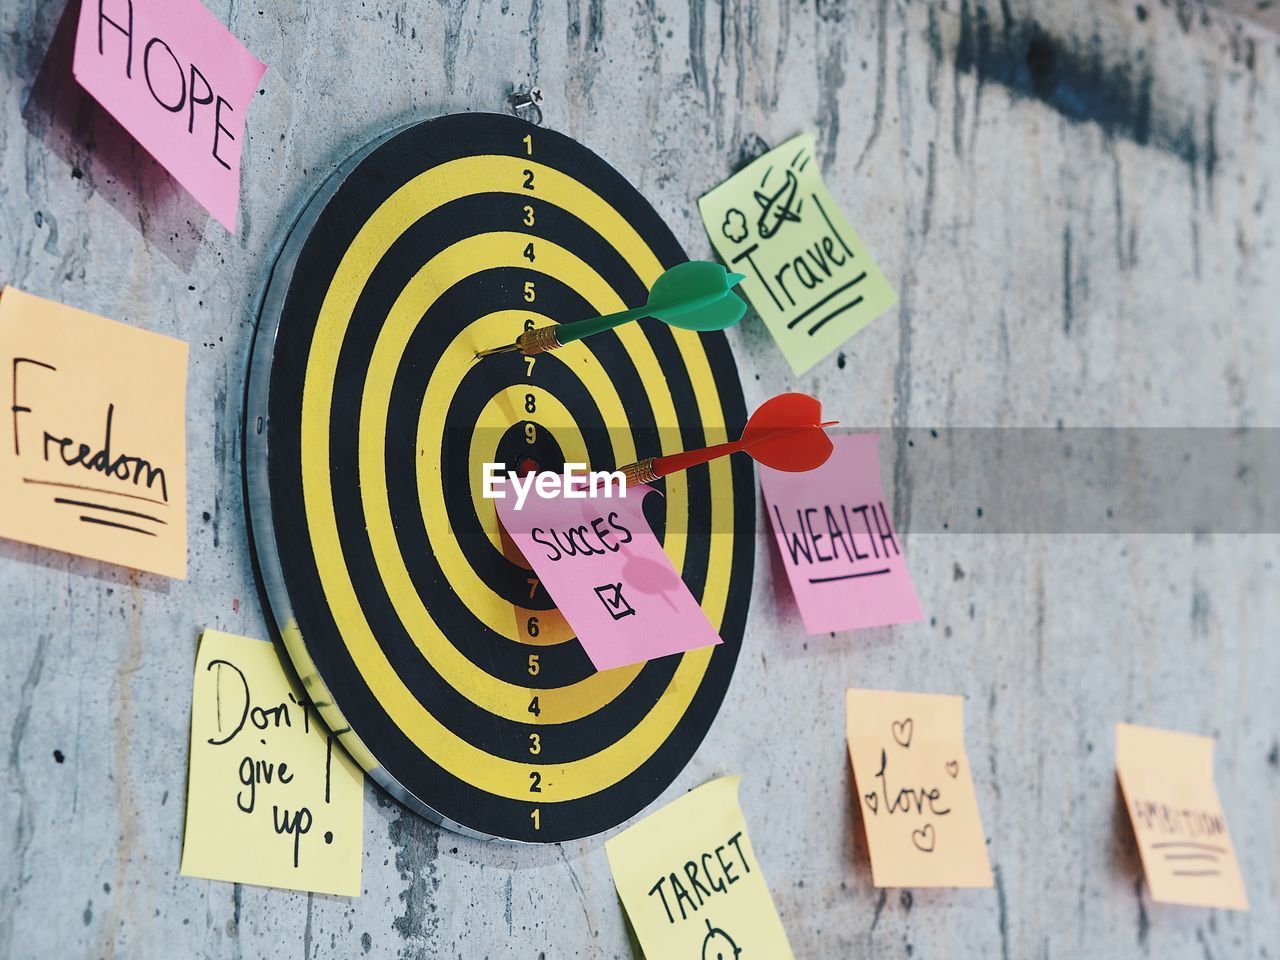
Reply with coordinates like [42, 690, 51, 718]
[20, 0, 209, 270]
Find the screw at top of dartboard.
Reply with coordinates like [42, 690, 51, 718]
[508, 86, 544, 126]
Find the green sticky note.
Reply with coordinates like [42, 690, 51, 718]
[698, 133, 897, 375]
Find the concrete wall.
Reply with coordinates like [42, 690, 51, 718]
[2, 0, 1278, 957]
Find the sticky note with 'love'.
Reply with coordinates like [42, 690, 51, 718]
[846, 688, 992, 888]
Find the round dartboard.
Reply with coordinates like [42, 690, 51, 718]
[244, 112, 754, 842]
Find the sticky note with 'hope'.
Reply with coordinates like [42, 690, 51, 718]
[73, 0, 267, 231]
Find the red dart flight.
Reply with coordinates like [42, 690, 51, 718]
[619, 392, 837, 484]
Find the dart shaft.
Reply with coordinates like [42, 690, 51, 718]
[651, 427, 817, 476]
[477, 305, 651, 358]
[556, 305, 650, 345]
[651, 440, 742, 477]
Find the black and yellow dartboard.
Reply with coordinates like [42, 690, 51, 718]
[244, 112, 754, 842]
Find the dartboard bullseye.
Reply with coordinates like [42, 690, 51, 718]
[244, 112, 754, 842]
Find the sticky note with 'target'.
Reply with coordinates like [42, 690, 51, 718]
[1116, 722, 1248, 911]
[180, 629, 364, 896]
[846, 688, 993, 888]
[605, 776, 795, 959]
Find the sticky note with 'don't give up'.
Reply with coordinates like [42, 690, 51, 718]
[846, 689, 993, 888]
[0, 286, 188, 577]
[605, 776, 794, 960]
[760, 433, 923, 634]
[494, 481, 722, 671]
[73, 0, 267, 231]
[698, 133, 897, 375]
[1115, 723, 1248, 911]
[180, 630, 364, 896]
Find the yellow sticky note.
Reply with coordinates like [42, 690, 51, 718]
[180, 630, 364, 896]
[846, 689, 993, 888]
[0, 286, 188, 577]
[1115, 723, 1248, 911]
[605, 776, 794, 959]
[698, 133, 897, 375]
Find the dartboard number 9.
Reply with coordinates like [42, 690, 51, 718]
[244, 113, 754, 842]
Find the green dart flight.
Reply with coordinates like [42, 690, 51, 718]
[475, 261, 747, 358]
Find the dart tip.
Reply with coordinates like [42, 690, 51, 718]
[474, 342, 520, 358]
[819, 420, 840, 428]
[726, 272, 747, 287]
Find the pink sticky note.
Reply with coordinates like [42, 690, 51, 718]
[73, 0, 267, 232]
[760, 433, 924, 634]
[495, 483, 723, 671]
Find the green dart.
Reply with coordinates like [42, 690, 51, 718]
[475, 261, 747, 357]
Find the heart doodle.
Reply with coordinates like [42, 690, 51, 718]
[864, 792, 879, 815]
[945, 760, 959, 778]
[911, 823, 936, 853]
[891, 718, 914, 749]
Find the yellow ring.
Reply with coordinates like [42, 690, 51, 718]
[376, 236, 680, 721]
[301, 157, 733, 801]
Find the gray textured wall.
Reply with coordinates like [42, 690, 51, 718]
[2, 0, 1279, 957]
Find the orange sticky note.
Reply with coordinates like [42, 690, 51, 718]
[1115, 723, 1248, 911]
[0, 286, 188, 577]
[846, 689, 993, 888]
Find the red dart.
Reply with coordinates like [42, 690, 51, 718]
[618, 393, 838, 484]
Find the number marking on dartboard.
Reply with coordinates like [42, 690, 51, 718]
[245, 112, 753, 842]
[517, 135, 545, 829]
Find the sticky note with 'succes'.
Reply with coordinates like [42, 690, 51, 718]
[698, 133, 897, 375]
[0, 286, 188, 577]
[494, 481, 722, 671]
[180, 629, 364, 896]
[73, 0, 267, 231]
[760, 433, 923, 634]
[1115, 723, 1248, 911]
[605, 776, 795, 959]
[846, 688, 993, 888]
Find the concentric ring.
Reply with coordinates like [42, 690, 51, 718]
[244, 113, 754, 841]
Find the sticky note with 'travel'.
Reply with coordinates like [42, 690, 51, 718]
[846, 688, 993, 888]
[605, 776, 795, 959]
[73, 0, 267, 231]
[1115, 722, 1248, 911]
[0, 286, 188, 578]
[180, 629, 364, 896]
[760, 433, 923, 634]
[494, 480, 722, 671]
[698, 133, 897, 375]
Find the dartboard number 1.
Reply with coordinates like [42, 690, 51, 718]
[523, 133, 533, 155]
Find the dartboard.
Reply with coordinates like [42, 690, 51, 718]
[244, 113, 754, 842]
